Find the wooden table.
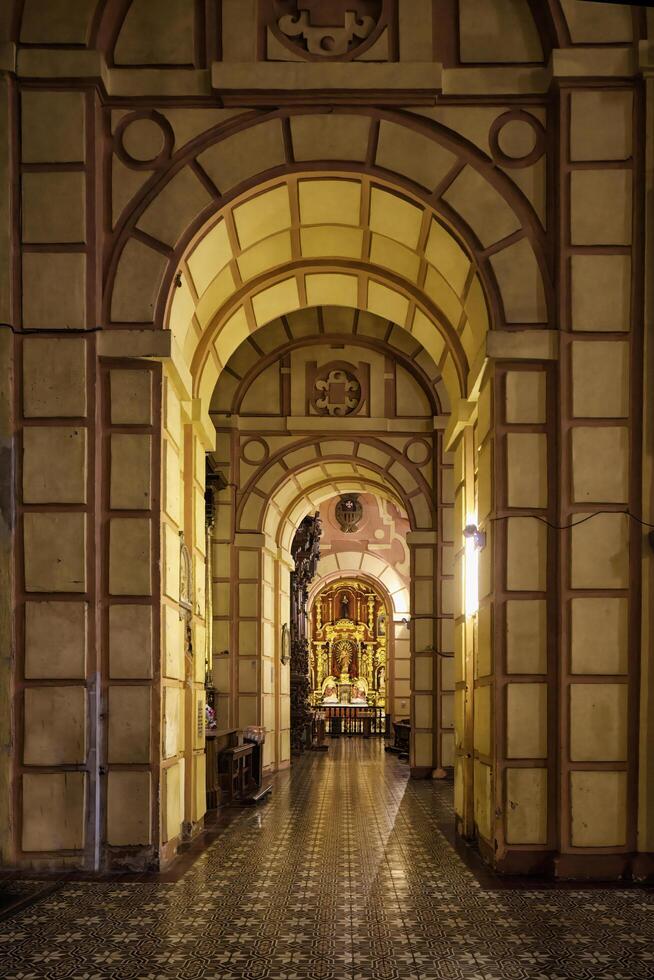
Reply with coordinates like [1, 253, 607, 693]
[218, 743, 255, 803]
[385, 720, 410, 759]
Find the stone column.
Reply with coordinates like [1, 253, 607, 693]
[449, 338, 556, 872]
[12, 84, 101, 870]
[554, 66, 641, 877]
[104, 359, 161, 868]
[276, 549, 293, 768]
[0, 67, 15, 867]
[210, 427, 235, 735]
[234, 531, 265, 735]
[490, 358, 555, 874]
[406, 530, 439, 777]
[638, 41, 654, 878]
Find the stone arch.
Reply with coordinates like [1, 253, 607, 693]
[272, 477, 413, 556]
[145, 162, 538, 414]
[105, 110, 553, 362]
[5, 1, 644, 53]
[236, 436, 435, 548]
[212, 306, 448, 417]
[310, 558, 410, 623]
[192, 257, 472, 409]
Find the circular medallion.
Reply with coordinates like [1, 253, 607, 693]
[313, 366, 362, 417]
[114, 111, 174, 170]
[270, 1, 385, 62]
[489, 110, 546, 170]
[242, 437, 270, 465]
[405, 438, 432, 466]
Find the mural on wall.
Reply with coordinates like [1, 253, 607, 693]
[319, 493, 410, 583]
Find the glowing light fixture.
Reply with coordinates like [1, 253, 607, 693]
[463, 518, 483, 617]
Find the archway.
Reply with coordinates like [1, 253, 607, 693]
[159, 166, 498, 849]
[308, 573, 394, 738]
[1, 0, 646, 886]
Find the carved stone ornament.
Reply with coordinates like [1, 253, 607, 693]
[335, 493, 363, 533]
[179, 531, 193, 615]
[273, 1, 383, 58]
[281, 622, 291, 665]
[314, 367, 361, 417]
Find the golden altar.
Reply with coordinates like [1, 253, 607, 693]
[309, 579, 387, 709]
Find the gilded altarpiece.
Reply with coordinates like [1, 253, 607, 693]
[310, 581, 387, 708]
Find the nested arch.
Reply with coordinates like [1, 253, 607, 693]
[236, 437, 435, 551]
[310, 560, 410, 622]
[212, 306, 450, 417]
[272, 477, 413, 555]
[165, 167, 517, 413]
[105, 110, 553, 398]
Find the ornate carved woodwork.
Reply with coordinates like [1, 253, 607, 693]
[290, 513, 322, 753]
[205, 460, 226, 699]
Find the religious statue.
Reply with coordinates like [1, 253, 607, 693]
[322, 678, 338, 703]
[352, 679, 367, 703]
[361, 647, 369, 684]
[335, 639, 354, 677]
[340, 592, 350, 619]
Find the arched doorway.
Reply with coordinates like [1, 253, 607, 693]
[204, 302, 447, 787]
[4, 0, 647, 882]
[308, 573, 393, 737]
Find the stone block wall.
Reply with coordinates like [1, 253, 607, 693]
[18, 335, 94, 864]
[104, 361, 160, 859]
[555, 80, 639, 876]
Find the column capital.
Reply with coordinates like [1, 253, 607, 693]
[406, 531, 438, 546]
[444, 399, 476, 451]
[234, 532, 266, 549]
[550, 46, 636, 79]
[639, 40, 654, 77]
[486, 329, 558, 362]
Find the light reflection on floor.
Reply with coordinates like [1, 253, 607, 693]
[1, 739, 653, 979]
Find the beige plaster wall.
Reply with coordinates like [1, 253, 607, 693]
[639, 70, 654, 860]
[160, 367, 208, 847]
[105, 362, 159, 857]
[0, 73, 14, 865]
[562, 81, 636, 861]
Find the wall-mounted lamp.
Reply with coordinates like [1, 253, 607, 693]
[401, 615, 448, 627]
[463, 523, 486, 549]
[464, 517, 481, 618]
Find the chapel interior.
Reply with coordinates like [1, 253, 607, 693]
[1, 1, 654, 977]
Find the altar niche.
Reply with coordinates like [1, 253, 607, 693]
[309, 579, 388, 711]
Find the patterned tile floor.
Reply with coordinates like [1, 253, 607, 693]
[1, 740, 654, 979]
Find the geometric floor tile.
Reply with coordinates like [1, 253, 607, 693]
[0, 740, 652, 980]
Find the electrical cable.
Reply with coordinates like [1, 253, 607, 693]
[486, 510, 654, 531]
